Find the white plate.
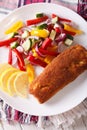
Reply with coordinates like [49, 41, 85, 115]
[0, 3, 87, 116]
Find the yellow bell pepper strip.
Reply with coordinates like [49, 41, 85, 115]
[31, 29, 49, 38]
[64, 24, 83, 35]
[26, 15, 48, 26]
[5, 20, 24, 34]
[0, 37, 18, 47]
[26, 64, 35, 83]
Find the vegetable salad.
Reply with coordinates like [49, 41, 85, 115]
[0, 13, 83, 72]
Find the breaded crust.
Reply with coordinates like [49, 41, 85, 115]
[29, 44, 87, 103]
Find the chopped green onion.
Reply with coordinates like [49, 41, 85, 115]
[66, 34, 74, 40]
[36, 13, 44, 18]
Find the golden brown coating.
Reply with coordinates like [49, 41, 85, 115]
[29, 44, 87, 103]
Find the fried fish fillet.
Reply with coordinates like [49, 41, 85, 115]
[29, 44, 87, 103]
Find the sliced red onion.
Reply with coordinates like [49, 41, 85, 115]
[46, 18, 52, 24]
[58, 42, 68, 53]
[11, 51, 17, 66]
[16, 46, 24, 53]
[18, 28, 24, 35]
[35, 44, 46, 58]
[55, 33, 66, 43]
[28, 36, 39, 40]
[54, 23, 60, 28]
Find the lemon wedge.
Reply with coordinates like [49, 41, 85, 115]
[26, 64, 35, 83]
[0, 67, 18, 92]
[14, 72, 29, 98]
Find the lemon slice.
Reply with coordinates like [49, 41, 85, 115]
[7, 72, 21, 96]
[14, 72, 29, 98]
[0, 63, 11, 75]
[0, 67, 18, 92]
[0, 63, 12, 87]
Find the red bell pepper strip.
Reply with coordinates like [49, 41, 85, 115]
[52, 14, 57, 18]
[13, 48, 26, 71]
[27, 55, 47, 68]
[63, 30, 76, 36]
[39, 47, 59, 56]
[41, 38, 52, 49]
[26, 15, 48, 26]
[58, 17, 71, 22]
[17, 59, 26, 71]
[0, 37, 18, 47]
[47, 24, 54, 32]
[54, 27, 61, 34]
[52, 14, 71, 22]
[8, 47, 12, 65]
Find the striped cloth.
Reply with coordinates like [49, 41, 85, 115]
[0, 99, 87, 129]
[0, 0, 87, 20]
[0, 0, 77, 13]
[0, 0, 87, 129]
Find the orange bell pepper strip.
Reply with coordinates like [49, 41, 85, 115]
[44, 55, 55, 64]
[64, 23, 83, 35]
[26, 64, 35, 83]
